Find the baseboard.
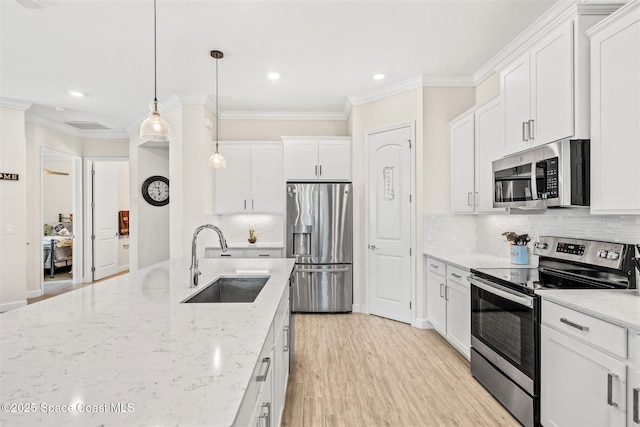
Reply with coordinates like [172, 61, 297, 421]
[26, 289, 43, 298]
[0, 300, 27, 313]
[351, 304, 369, 314]
[412, 318, 432, 329]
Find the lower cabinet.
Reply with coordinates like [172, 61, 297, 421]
[425, 257, 471, 359]
[541, 300, 631, 427]
[206, 248, 283, 258]
[234, 285, 291, 426]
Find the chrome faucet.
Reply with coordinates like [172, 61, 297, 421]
[190, 224, 228, 288]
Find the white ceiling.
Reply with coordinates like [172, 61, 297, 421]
[0, 0, 558, 136]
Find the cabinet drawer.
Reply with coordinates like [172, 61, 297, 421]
[447, 266, 469, 287]
[206, 248, 245, 258]
[542, 300, 627, 358]
[426, 258, 446, 276]
[244, 248, 282, 258]
[630, 329, 640, 366]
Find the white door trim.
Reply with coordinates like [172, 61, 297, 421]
[83, 157, 128, 283]
[364, 121, 416, 324]
[40, 148, 83, 291]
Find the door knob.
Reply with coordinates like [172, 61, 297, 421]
[368, 244, 377, 250]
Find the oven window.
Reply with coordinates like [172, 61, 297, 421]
[472, 285, 536, 379]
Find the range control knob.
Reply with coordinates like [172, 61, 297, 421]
[536, 242, 548, 250]
[597, 250, 609, 258]
[607, 251, 620, 260]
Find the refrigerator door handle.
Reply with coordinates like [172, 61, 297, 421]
[295, 266, 351, 273]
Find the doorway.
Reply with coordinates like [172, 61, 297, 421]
[364, 122, 416, 324]
[84, 159, 130, 282]
[40, 148, 82, 294]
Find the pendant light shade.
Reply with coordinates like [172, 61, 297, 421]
[140, 0, 171, 142]
[208, 50, 226, 169]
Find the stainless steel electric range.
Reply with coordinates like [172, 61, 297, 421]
[469, 236, 638, 427]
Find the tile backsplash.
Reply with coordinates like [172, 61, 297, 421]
[204, 214, 284, 246]
[425, 210, 640, 260]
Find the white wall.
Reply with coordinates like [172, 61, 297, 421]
[42, 160, 72, 227]
[219, 118, 348, 140]
[0, 106, 28, 311]
[83, 138, 129, 157]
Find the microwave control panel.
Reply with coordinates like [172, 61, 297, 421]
[537, 157, 559, 199]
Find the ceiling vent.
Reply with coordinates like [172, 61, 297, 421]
[64, 121, 111, 130]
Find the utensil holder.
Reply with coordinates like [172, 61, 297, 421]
[510, 246, 528, 265]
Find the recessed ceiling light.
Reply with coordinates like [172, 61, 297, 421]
[267, 73, 280, 80]
[373, 74, 385, 80]
[68, 90, 84, 97]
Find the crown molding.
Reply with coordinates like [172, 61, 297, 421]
[473, 1, 625, 84]
[0, 97, 32, 111]
[26, 115, 128, 139]
[421, 74, 475, 86]
[348, 76, 424, 106]
[586, 0, 638, 38]
[219, 110, 348, 121]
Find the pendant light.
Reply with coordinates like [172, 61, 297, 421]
[140, 0, 172, 142]
[208, 50, 226, 168]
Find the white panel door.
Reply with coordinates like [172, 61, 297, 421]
[541, 325, 627, 427]
[283, 139, 318, 181]
[530, 20, 574, 146]
[93, 162, 119, 281]
[251, 144, 284, 213]
[318, 139, 352, 181]
[501, 51, 532, 155]
[590, 8, 640, 214]
[214, 144, 249, 213]
[450, 113, 475, 213]
[367, 127, 412, 323]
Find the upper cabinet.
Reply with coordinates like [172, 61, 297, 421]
[588, 1, 640, 215]
[283, 137, 352, 181]
[214, 142, 284, 214]
[450, 95, 506, 214]
[499, 6, 614, 155]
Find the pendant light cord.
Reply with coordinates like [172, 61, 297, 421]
[153, 0, 158, 106]
[215, 56, 219, 152]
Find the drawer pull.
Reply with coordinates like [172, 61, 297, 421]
[258, 254, 270, 257]
[607, 373, 619, 407]
[451, 273, 462, 279]
[430, 264, 439, 269]
[283, 325, 290, 352]
[560, 317, 589, 332]
[633, 387, 639, 424]
[259, 402, 271, 427]
[220, 254, 232, 257]
[256, 357, 271, 381]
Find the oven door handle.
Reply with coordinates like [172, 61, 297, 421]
[469, 276, 534, 309]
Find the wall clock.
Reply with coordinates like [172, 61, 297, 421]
[141, 175, 169, 206]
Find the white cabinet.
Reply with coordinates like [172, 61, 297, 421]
[426, 258, 447, 336]
[283, 137, 351, 181]
[588, 1, 640, 214]
[235, 285, 291, 427]
[425, 257, 470, 359]
[541, 300, 630, 427]
[499, 7, 613, 155]
[450, 95, 506, 213]
[206, 248, 283, 258]
[214, 142, 284, 214]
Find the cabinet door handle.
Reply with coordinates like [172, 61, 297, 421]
[315, 165, 318, 176]
[319, 165, 322, 176]
[475, 192, 478, 207]
[283, 325, 290, 352]
[439, 283, 445, 298]
[607, 373, 619, 407]
[560, 317, 589, 331]
[522, 121, 529, 141]
[244, 199, 247, 210]
[467, 192, 473, 206]
[451, 273, 462, 279]
[528, 119, 535, 139]
[633, 387, 639, 424]
[252, 199, 254, 209]
[444, 285, 449, 301]
[259, 402, 271, 427]
[256, 357, 271, 381]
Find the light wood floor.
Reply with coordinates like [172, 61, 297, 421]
[282, 313, 519, 427]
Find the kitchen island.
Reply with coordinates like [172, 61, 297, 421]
[0, 257, 295, 426]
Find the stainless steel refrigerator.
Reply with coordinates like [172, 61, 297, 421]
[286, 182, 353, 312]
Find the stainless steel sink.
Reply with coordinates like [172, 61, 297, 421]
[182, 276, 270, 303]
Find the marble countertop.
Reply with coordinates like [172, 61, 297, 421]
[0, 257, 295, 426]
[424, 250, 537, 271]
[536, 289, 640, 332]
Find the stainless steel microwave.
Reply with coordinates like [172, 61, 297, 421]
[492, 139, 590, 209]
